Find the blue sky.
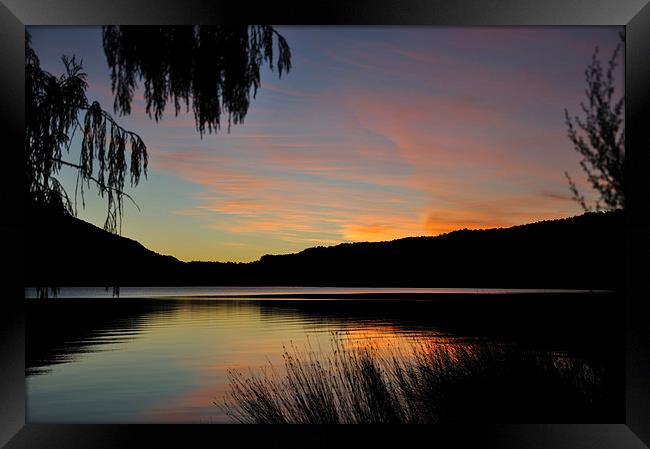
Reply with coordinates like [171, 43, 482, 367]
[28, 26, 623, 261]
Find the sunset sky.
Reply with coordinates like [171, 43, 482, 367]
[28, 26, 623, 262]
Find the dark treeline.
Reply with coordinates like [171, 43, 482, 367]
[25, 204, 624, 289]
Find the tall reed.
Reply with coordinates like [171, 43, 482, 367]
[221, 334, 607, 423]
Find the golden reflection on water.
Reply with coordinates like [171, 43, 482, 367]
[133, 303, 461, 422]
[27, 297, 588, 423]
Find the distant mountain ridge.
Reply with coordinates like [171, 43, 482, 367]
[25, 206, 625, 289]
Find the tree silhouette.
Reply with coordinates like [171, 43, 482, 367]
[102, 26, 291, 136]
[26, 26, 292, 297]
[26, 33, 149, 298]
[26, 33, 148, 235]
[564, 33, 625, 211]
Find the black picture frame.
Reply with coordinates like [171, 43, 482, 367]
[2, 0, 649, 447]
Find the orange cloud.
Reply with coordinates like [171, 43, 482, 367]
[134, 35, 595, 260]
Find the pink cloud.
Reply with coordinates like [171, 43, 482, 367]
[136, 35, 594, 257]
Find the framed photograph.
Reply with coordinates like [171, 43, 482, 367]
[2, 0, 649, 447]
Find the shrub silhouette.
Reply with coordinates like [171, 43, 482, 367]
[564, 33, 625, 211]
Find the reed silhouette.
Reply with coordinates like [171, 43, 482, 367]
[26, 294, 624, 422]
[27, 293, 623, 377]
[222, 334, 615, 423]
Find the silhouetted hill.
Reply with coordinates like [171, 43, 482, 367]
[25, 204, 625, 289]
[25, 203, 182, 287]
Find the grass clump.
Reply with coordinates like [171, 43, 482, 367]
[221, 334, 608, 424]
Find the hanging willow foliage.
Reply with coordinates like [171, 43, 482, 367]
[26, 32, 148, 298]
[102, 25, 292, 136]
[27, 26, 291, 298]
[26, 32, 148, 235]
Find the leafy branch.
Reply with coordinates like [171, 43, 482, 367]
[26, 33, 148, 236]
[102, 25, 292, 137]
[564, 33, 625, 211]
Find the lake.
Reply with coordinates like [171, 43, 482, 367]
[25, 287, 623, 423]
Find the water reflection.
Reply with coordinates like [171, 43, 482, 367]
[26, 292, 623, 423]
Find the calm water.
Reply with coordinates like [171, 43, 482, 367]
[26, 287, 622, 423]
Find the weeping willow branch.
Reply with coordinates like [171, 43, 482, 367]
[26, 27, 293, 298]
[50, 158, 142, 212]
[102, 25, 292, 137]
[26, 31, 149, 298]
[78, 101, 147, 233]
[26, 32, 148, 236]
